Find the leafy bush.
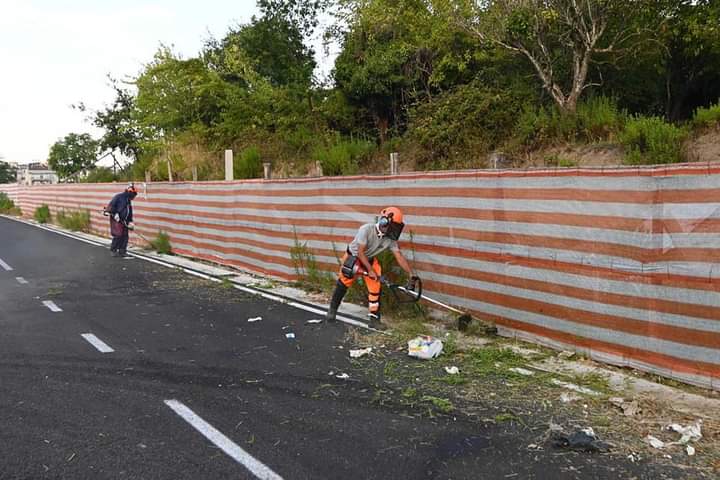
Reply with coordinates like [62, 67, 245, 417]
[82, 167, 118, 183]
[0, 192, 14, 212]
[515, 97, 625, 148]
[407, 83, 524, 167]
[576, 96, 625, 141]
[620, 116, 688, 165]
[312, 139, 373, 176]
[56, 210, 91, 232]
[693, 102, 720, 129]
[234, 146, 263, 179]
[34, 205, 51, 223]
[149, 231, 172, 254]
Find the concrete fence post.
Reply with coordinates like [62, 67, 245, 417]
[192, 166, 198, 182]
[390, 152, 399, 175]
[263, 162, 272, 180]
[316, 160, 323, 177]
[225, 150, 234, 181]
[145, 170, 151, 183]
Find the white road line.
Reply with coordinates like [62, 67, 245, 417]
[16, 277, 28, 284]
[0, 257, 13, 271]
[42, 300, 62, 312]
[164, 399, 283, 480]
[81, 333, 115, 353]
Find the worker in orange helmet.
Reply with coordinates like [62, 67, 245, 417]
[325, 207, 418, 330]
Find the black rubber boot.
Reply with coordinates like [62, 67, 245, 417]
[325, 281, 348, 323]
[367, 312, 387, 331]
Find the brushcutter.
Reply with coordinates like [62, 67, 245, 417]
[356, 265, 474, 330]
[101, 209, 152, 244]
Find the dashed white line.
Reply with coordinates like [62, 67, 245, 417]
[16, 277, 28, 284]
[81, 333, 115, 353]
[164, 399, 283, 480]
[0, 257, 13, 271]
[42, 300, 62, 312]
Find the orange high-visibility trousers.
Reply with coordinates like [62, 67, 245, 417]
[338, 253, 382, 315]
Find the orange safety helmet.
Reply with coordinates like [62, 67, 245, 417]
[378, 207, 405, 240]
[126, 182, 138, 198]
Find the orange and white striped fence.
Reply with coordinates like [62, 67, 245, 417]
[2, 163, 720, 389]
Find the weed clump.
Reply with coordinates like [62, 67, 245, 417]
[34, 204, 51, 223]
[149, 231, 172, 254]
[56, 210, 91, 232]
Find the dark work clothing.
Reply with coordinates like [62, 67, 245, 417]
[110, 224, 129, 253]
[107, 191, 134, 224]
[107, 191, 135, 254]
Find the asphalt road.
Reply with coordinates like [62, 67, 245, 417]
[0, 216, 683, 480]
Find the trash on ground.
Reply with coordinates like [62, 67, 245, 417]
[686, 445, 696, 456]
[552, 427, 610, 452]
[247, 316, 262, 323]
[444, 366, 460, 375]
[627, 452, 641, 463]
[560, 392, 582, 403]
[667, 421, 702, 444]
[305, 319, 323, 325]
[645, 435, 666, 449]
[349, 347, 372, 359]
[285, 333, 296, 339]
[558, 351, 576, 360]
[609, 397, 641, 416]
[509, 367, 535, 376]
[551, 379, 600, 396]
[335, 373, 350, 380]
[407, 336, 443, 360]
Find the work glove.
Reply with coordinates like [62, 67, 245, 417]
[113, 213, 120, 222]
[406, 275, 420, 291]
[127, 222, 135, 231]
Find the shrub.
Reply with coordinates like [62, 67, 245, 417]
[34, 205, 51, 223]
[407, 82, 524, 167]
[515, 97, 625, 148]
[620, 116, 688, 165]
[82, 167, 118, 183]
[56, 210, 91, 232]
[290, 230, 332, 292]
[576, 96, 625, 142]
[312, 139, 373, 176]
[234, 146, 263, 179]
[693, 102, 720, 129]
[0, 192, 14, 212]
[149, 231, 172, 254]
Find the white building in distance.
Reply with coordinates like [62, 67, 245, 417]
[16, 163, 59, 185]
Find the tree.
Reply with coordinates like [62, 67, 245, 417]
[452, 0, 647, 114]
[93, 77, 144, 162]
[47, 133, 100, 179]
[0, 161, 16, 184]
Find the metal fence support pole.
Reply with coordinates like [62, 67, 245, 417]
[225, 150, 234, 181]
[263, 162, 272, 180]
[390, 152, 399, 175]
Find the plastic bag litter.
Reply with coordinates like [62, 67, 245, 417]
[305, 319, 323, 325]
[686, 445, 695, 456]
[609, 397, 641, 417]
[350, 347, 372, 358]
[645, 435, 665, 449]
[285, 333, 295, 339]
[247, 316, 262, 322]
[552, 427, 610, 452]
[667, 421, 702, 444]
[509, 367, 535, 376]
[336, 373, 350, 380]
[407, 336, 443, 360]
[444, 366, 460, 375]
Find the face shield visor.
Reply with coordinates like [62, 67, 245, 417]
[383, 221, 404, 241]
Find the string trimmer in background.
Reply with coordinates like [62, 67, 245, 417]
[356, 265, 474, 331]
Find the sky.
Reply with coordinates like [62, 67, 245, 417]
[0, 0, 336, 167]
